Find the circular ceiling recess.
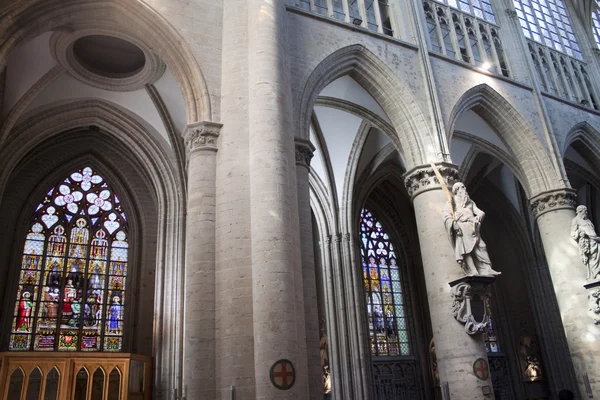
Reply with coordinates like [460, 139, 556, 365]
[51, 29, 165, 92]
[72, 35, 146, 79]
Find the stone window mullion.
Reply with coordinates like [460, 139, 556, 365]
[542, 51, 561, 90]
[580, 66, 599, 109]
[561, 58, 578, 101]
[446, 11, 462, 60]
[342, 0, 351, 22]
[326, 0, 334, 16]
[532, 46, 549, 91]
[372, 0, 384, 33]
[459, 14, 475, 64]
[358, 0, 368, 28]
[539, 48, 558, 94]
[473, 23, 494, 66]
[550, 54, 569, 98]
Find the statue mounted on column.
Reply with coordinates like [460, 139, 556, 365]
[442, 182, 501, 276]
[571, 205, 600, 281]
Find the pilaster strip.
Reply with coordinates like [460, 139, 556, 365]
[402, 162, 459, 200]
[183, 121, 222, 153]
[529, 188, 577, 219]
[295, 137, 316, 169]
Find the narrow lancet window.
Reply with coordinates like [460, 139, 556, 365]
[360, 209, 410, 356]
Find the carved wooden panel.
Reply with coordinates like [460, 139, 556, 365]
[0, 352, 150, 400]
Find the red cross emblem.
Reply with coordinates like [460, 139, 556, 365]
[473, 358, 489, 381]
[270, 359, 296, 390]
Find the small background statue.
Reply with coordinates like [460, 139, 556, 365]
[571, 205, 600, 280]
[443, 182, 501, 276]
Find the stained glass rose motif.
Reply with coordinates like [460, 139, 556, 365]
[54, 185, 83, 214]
[87, 190, 113, 215]
[71, 167, 102, 191]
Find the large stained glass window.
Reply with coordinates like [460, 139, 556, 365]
[360, 209, 410, 356]
[10, 167, 128, 352]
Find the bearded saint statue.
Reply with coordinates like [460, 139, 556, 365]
[571, 205, 600, 280]
[443, 182, 501, 276]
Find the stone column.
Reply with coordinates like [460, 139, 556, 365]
[295, 138, 322, 399]
[182, 121, 221, 399]
[248, 1, 309, 398]
[404, 163, 495, 399]
[530, 189, 600, 397]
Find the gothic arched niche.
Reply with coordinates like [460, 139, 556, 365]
[9, 166, 129, 352]
[0, 126, 167, 357]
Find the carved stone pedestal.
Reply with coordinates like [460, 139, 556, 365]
[449, 276, 496, 336]
[584, 279, 600, 325]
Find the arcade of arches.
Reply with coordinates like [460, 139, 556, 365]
[2, 1, 600, 399]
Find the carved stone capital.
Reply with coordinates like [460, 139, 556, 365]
[449, 276, 495, 336]
[183, 121, 223, 153]
[529, 188, 577, 219]
[295, 138, 315, 169]
[403, 162, 459, 199]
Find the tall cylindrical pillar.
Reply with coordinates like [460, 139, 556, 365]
[295, 138, 323, 399]
[530, 189, 600, 398]
[404, 163, 495, 399]
[182, 121, 221, 399]
[248, 1, 309, 398]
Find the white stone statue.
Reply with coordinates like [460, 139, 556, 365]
[571, 205, 600, 280]
[443, 182, 501, 276]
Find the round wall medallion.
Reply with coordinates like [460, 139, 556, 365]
[269, 359, 296, 390]
[50, 27, 165, 92]
[473, 358, 490, 381]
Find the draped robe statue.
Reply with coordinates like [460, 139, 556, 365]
[443, 182, 501, 276]
[571, 205, 600, 280]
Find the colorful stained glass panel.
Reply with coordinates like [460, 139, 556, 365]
[10, 166, 128, 352]
[360, 208, 410, 357]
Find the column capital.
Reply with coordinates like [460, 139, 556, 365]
[403, 162, 459, 200]
[294, 138, 315, 169]
[183, 121, 223, 153]
[529, 188, 577, 219]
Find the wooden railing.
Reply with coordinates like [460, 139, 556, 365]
[0, 352, 151, 400]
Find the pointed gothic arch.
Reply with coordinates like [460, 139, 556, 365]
[447, 84, 557, 196]
[0, 98, 185, 394]
[0, 0, 212, 124]
[562, 121, 600, 172]
[297, 44, 435, 168]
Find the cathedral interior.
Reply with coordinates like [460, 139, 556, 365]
[1, 0, 600, 399]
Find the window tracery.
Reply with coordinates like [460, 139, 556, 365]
[433, 0, 496, 23]
[360, 209, 410, 356]
[10, 167, 128, 352]
[295, 0, 394, 36]
[513, 0, 582, 58]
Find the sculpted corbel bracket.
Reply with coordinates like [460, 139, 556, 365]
[183, 121, 223, 153]
[403, 162, 459, 199]
[294, 138, 315, 169]
[529, 188, 577, 219]
[449, 276, 495, 335]
[584, 280, 600, 325]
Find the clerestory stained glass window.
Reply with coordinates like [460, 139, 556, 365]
[9, 167, 128, 352]
[433, 0, 497, 24]
[360, 208, 410, 356]
[513, 0, 582, 58]
[592, 2, 600, 48]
